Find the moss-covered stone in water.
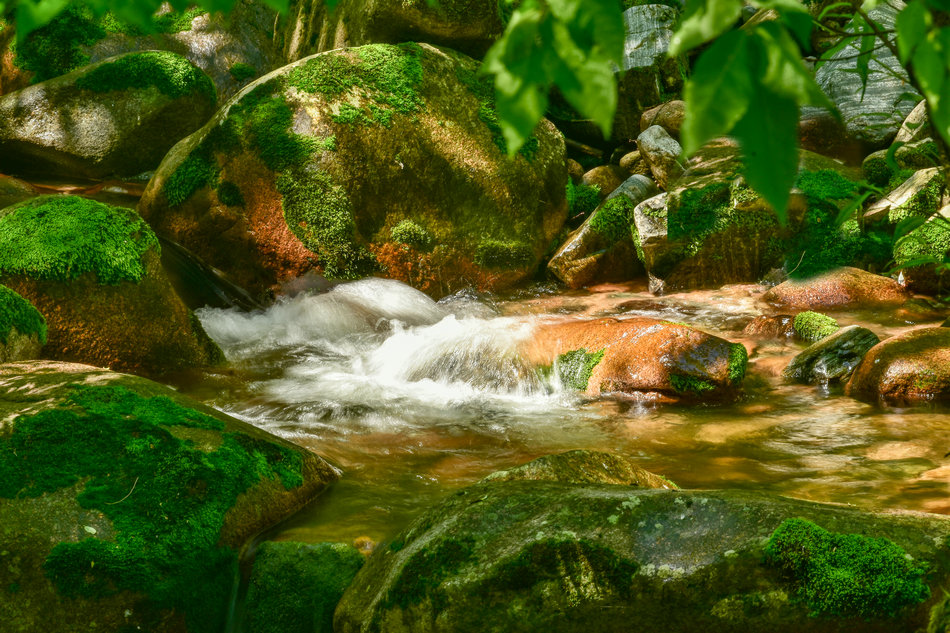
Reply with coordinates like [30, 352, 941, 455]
[0, 285, 46, 345]
[229, 62, 258, 82]
[391, 220, 434, 251]
[245, 541, 365, 633]
[277, 170, 377, 280]
[474, 239, 533, 269]
[555, 348, 605, 390]
[383, 536, 477, 610]
[590, 196, 635, 242]
[793, 311, 840, 343]
[727, 342, 747, 384]
[0, 196, 159, 285]
[75, 51, 215, 102]
[567, 180, 601, 221]
[454, 65, 539, 159]
[764, 517, 930, 618]
[670, 374, 716, 394]
[12, 6, 105, 82]
[0, 384, 303, 632]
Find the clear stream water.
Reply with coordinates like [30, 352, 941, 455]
[174, 276, 950, 547]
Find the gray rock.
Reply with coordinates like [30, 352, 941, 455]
[547, 175, 657, 288]
[802, 0, 921, 148]
[894, 100, 933, 145]
[0, 51, 216, 179]
[336, 482, 950, 633]
[783, 325, 881, 384]
[637, 125, 683, 189]
[614, 5, 684, 142]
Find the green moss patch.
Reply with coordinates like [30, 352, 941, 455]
[764, 518, 930, 618]
[229, 62, 257, 82]
[0, 384, 303, 632]
[278, 171, 376, 280]
[727, 342, 747, 385]
[391, 220, 434, 251]
[0, 196, 159, 285]
[670, 374, 716, 395]
[12, 6, 105, 82]
[793, 311, 840, 343]
[554, 348, 605, 390]
[384, 536, 476, 610]
[893, 215, 950, 269]
[567, 180, 601, 222]
[454, 64, 539, 159]
[288, 43, 425, 128]
[474, 239, 533, 269]
[888, 173, 945, 224]
[0, 285, 46, 344]
[246, 541, 365, 633]
[590, 196, 636, 243]
[75, 51, 215, 102]
[217, 180, 245, 207]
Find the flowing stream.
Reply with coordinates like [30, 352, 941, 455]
[180, 277, 950, 546]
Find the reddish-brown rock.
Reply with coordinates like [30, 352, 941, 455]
[762, 267, 909, 310]
[639, 100, 685, 139]
[581, 165, 628, 198]
[846, 327, 950, 405]
[742, 315, 796, 339]
[521, 317, 747, 401]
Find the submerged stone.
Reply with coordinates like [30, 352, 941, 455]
[335, 484, 950, 633]
[482, 450, 677, 488]
[783, 325, 880, 385]
[0, 361, 338, 633]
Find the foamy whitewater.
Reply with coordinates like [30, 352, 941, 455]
[197, 278, 588, 437]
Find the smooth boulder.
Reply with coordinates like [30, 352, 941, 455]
[763, 267, 909, 310]
[335, 482, 950, 633]
[482, 450, 677, 488]
[0, 51, 216, 179]
[846, 327, 950, 405]
[138, 43, 566, 299]
[0, 361, 339, 633]
[521, 316, 748, 401]
[0, 196, 223, 377]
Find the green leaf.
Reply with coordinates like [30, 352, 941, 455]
[681, 30, 753, 154]
[669, 0, 743, 55]
[855, 18, 874, 99]
[14, 0, 70, 41]
[732, 85, 800, 222]
[834, 191, 873, 227]
[756, 22, 835, 109]
[895, 215, 927, 238]
[896, 0, 930, 62]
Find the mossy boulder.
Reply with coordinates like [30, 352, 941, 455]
[763, 267, 909, 311]
[0, 196, 223, 377]
[0, 361, 338, 633]
[632, 140, 803, 294]
[0, 51, 216, 179]
[846, 327, 950, 405]
[547, 175, 656, 288]
[892, 204, 950, 298]
[245, 541, 365, 633]
[521, 317, 747, 402]
[2, 3, 279, 100]
[278, 0, 505, 62]
[783, 325, 880, 385]
[335, 483, 950, 633]
[138, 43, 565, 299]
[0, 284, 46, 363]
[482, 450, 677, 488]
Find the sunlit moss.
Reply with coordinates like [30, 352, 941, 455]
[764, 518, 929, 618]
[793, 311, 839, 343]
[0, 196, 159, 285]
[590, 196, 635, 242]
[555, 348, 605, 390]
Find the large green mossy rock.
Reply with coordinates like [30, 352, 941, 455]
[0, 51, 216, 179]
[0, 361, 339, 633]
[245, 541, 365, 633]
[138, 42, 566, 299]
[0, 195, 223, 377]
[335, 482, 950, 633]
[0, 284, 45, 363]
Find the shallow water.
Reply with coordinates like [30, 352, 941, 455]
[183, 277, 950, 546]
